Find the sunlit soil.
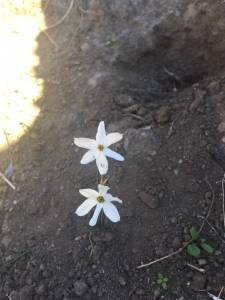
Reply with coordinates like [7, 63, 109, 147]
[0, 1, 46, 151]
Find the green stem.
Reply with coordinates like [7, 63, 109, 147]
[100, 209, 104, 229]
[0, 249, 30, 271]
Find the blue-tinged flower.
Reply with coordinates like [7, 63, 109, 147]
[74, 121, 124, 174]
[76, 184, 122, 226]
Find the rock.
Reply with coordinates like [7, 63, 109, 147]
[183, 226, 189, 234]
[88, 72, 109, 88]
[118, 275, 128, 286]
[191, 272, 206, 291]
[207, 81, 220, 94]
[137, 106, 146, 117]
[72, 249, 80, 264]
[205, 191, 211, 199]
[89, 0, 106, 20]
[9, 291, 20, 300]
[36, 284, 46, 295]
[145, 113, 154, 122]
[19, 285, 34, 300]
[123, 128, 156, 157]
[139, 191, 159, 209]
[189, 90, 204, 112]
[124, 104, 140, 113]
[155, 106, 171, 123]
[74, 280, 88, 296]
[92, 245, 103, 261]
[153, 288, 161, 297]
[80, 42, 90, 52]
[184, 234, 191, 242]
[115, 95, 134, 108]
[198, 259, 207, 266]
[170, 217, 177, 225]
[176, 259, 184, 270]
[172, 237, 181, 248]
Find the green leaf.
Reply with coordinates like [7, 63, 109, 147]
[163, 278, 168, 282]
[187, 245, 201, 256]
[157, 279, 163, 284]
[162, 282, 167, 290]
[111, 37, 117, 42]
[105, 35, 111, 40]
[199, 242, 213, 253]
[105, 41, 111, 46]
[158, 273, 163, 279]
[200, 238, 205, 243]
[190, 227, 198, 240]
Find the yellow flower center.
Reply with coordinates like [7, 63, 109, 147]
[98, 144, 104, 151]
[97, 196, 104, 203]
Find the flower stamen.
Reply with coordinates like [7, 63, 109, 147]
[97, 196, 104, 203]
[98, 144, 104, 151]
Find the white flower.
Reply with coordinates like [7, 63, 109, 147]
[76, 184, 122, 226]
[74, 121, 124, 175]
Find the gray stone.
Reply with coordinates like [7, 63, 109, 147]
[191, 273, 206, 291]
[74, 280, 88, 296]
[153, 288, 161, 297]
[19, 286, 34, 300]
[72, 249, 80, 264]
[176, 259, 184, 270]
[124, 128, 156, 157]
[189, 90, 205, 112]
[115, 95, 134, 108]
[155, 106, 171, 123]
[139, 191, 159, 209]
[198, 259, 207, 266]
[9, 291, 20, 300]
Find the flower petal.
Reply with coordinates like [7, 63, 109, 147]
[105, 133, 123, 147]
[80, 148, 98, 164]
[98, 184, 110, 196]
[74, 138, 97, 149]
[76, 198, 97, 216]
[104, 193, 122, 203]
[89, 203, 103, 226]
[79, 188, 99, 198]
[96, 121, 106, 144]
[103, 202, 121, 222]
[96, 151, 108, 175]
[104, 148, 124, 161]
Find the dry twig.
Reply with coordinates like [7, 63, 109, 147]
[41, 0, 74, 31]
[68, 0, 84, 48]
[38, 28, 59, 50]
[164, 66, 182, 87]
[166, 119, 175, 139]
[0, 171, 15, 190]
[127, 113, 148, 123]
[186, 263, 206, 273]
[218, 286, 224, 298]
[76, 0, 89, 14]
[197, 215, 225, 244]
[137, 177, 214, 269]
[43, 0, 51, 12]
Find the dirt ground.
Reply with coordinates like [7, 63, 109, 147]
[0, 0, 225, 299]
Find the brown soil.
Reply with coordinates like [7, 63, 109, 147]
[1, 0, 225, 299]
